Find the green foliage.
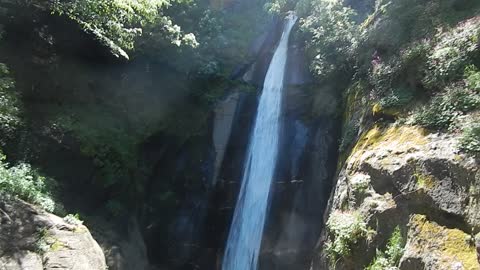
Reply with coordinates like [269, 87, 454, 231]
[0, 153, 56, 212]
[298, 0, 358, 78]
[63, 213, 84, 226]
[413, 86, 480, 130]
[264, 0, 296, 14]
[52, 0, 198, 51]
[379, 87, 414, 109]
[361, 0, 480, 54]
[55, 109, 139, 190]
[465, 65, 480, 92]
[368, 41, 430, 97]
[423, 19, 480, 89]
[35, 228, 51, 254]
[325, 211, 374, 265]
[366, 226, 405, 270]
[140, 2, 267, 76]
[0, 63, 21, 138]
[459, 123, 480, 154]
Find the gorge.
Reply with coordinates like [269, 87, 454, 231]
[0, 0, 479, 270]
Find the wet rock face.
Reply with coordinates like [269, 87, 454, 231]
[313, 124, 480, 270]
[216, 21, 340, 270]
[0, 195, 106, 270]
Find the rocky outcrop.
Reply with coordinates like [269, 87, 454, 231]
[400, 214, 478, 270]
[0, 195, 106, 270]
[312, 123, 480, 269]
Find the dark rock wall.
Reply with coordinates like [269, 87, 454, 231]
[216, 21, 340, 270]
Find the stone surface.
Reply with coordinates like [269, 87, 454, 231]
[312, 124, 480, 269]
[400, 215, 479, 270]
[90, 218, 149, 270]
[0, 195, 106, 270]
[212, 91, 242, 187]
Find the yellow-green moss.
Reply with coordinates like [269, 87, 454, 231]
[372, 103, 382, 115]
[409, 215, 479, 270]
[414, 173, 436, 190]
[50, 240, 64, 251]
[352, 125, 428, 156]
[74, 226, 88, 233]
[337, 82, 366, 172]
[372, 102, 402, 117]
[343, 82, 364, 124]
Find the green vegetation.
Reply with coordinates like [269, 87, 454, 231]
[325, 210, 375, 265]
[465, 65, 480, 91]
[52, 0, 198, 51]
[459, 123, 480, 154]
[298, 0, 358, 78]
[0, 153, 56, 212]
[413, 85, 480, 130]
[55, 110, 141, 191]
[265, 0, 297, 14]
[0, 63, 20, 142]
[351, 176, 370, 195]
[35, 228, 52, 254]
[423, 18, 480, 89]
[0, 31, 58, 212]
[63, 213, 84, 226]
[366, 226, 405, 270]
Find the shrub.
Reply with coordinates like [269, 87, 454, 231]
[379, 87, 415, 109]
[325, 211, 374, 265]
[464, 65, 480, 92]
[367, 42, 429, 99]
[366, 226, 405, 270]
[413, 86, 480, 130]
[423, 18, 480, 89]
[63, 213, 84, 226]
[459, 123, 480, 154]
[412, 95, 455, 129]
[35, 228, 51, 254]
[0, 153, 56, 211]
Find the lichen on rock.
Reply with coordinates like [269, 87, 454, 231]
[400, 214, 479, 270]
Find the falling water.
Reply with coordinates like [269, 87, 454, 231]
[222, 14, 297, 270]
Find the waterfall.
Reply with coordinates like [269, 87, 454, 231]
[222, 14, 297, 270]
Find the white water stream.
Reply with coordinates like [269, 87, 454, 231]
[222, 15, 297, 270]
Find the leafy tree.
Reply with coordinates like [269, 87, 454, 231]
[0, 29, 21, 143]
[52, 0, 198, 51]
[298, 0, 358, 78]
[0, 63, 20, 139]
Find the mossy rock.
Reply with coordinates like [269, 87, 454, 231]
[400, 214, 479, 270]
[351, 125, 428, 158]
[372, 102, 402, 118]
[414, 173, 437, 191]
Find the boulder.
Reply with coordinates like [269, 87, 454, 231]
[0, 195, 106, 270]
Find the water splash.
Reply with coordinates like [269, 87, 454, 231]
[222, 14, 297, 270]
